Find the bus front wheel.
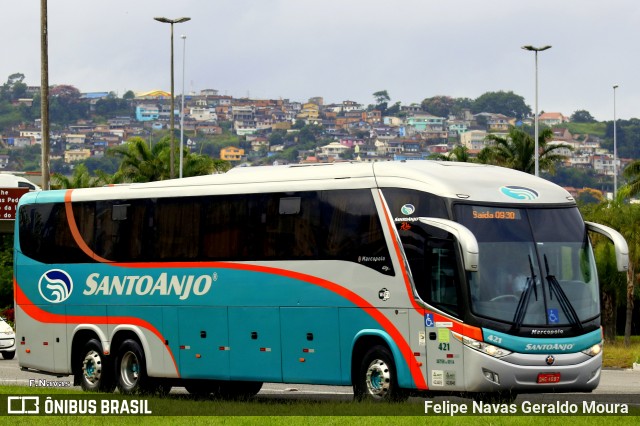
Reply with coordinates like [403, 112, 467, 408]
[78, 339, 115, 392]
[354, 345, 407, 402]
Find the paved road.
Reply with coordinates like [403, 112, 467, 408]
[1, 359, 638, 400]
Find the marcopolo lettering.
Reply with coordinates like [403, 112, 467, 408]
[524, 343, 575, 351]
[84, 272, 214, 300]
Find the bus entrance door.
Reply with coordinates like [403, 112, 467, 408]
[424, 315, 464, 390]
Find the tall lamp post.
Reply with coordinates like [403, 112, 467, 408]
[522, 45, 552, 177]
[154, 16, 191, 179]
[180, 34, 186, 179]
[40, 0, 50, 190]
[613, 84, 619, 199]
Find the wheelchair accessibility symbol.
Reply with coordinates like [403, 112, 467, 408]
[425, 313, 434, 327]
[547, 309, 559, 324]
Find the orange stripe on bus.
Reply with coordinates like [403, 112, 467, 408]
[376, 189, 484, 343]
[14, 282, 179, 376]
[115, 260, 428, 390]
[64, 190, 113, 264]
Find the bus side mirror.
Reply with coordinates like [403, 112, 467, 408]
[418, 217, 479, 272]
[585, 221, 629, 272]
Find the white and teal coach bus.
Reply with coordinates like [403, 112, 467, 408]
[13, 161, 628, 401]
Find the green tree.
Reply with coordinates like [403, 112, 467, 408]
[110, 136, 228, 182]
[430, 145, 472, 162]
[480, 127, 570, 174]
[94, 95, 132, 118]
[268, 129, 288, 146]
[373, 90, 390, 105]
[421, 96, 455, 118]
[620, 159, 640, 199]
[472, 91, 531, 119]
[385, 101, 401, 116]
[51, 163, 113, 189]
[49, 84, 88, 124]
[450, 97, 474, 118]
[109, 136, 170, 182]
[0, 73, 27, 101]
[372, 90, 391, 115]
[571, 109, 596, 123]
[0, 234, 13, 309]
[582, 202, 640, 346]
[576, 188, 604, 205]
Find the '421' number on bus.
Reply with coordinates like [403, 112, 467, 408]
[486, 335, 502, 344]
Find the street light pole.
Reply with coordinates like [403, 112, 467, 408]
[154, 16, 190, 179]
[40, 0, 50, 190]
[180, 34, 186, 179]
[613, 84, 619, 199]
[522, 45, 552, 177]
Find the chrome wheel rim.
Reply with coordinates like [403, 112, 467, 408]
[365, 358, 391, 399]
[120, 351, 140, 388]
[82, 350, 102, 385]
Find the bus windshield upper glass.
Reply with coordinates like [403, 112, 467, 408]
[455, 204, 599, 327]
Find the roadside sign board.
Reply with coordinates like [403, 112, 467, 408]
[0, 187, 29, 220]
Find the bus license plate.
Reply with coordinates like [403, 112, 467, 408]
[537, 373, 561, 384]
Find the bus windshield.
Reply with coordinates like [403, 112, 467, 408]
[455, 205, 599, 327]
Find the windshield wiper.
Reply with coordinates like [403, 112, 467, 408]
[511, 255, 537, 332]
[544, 255, 583, 330]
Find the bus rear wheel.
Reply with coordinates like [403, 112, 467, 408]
[354, 345, 407, 402]
[78, 339, 115, 392]
[116, 339, 153, 395]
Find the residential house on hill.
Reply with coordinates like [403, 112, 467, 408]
[539, 112, 569, 126]
[220, 146, 245, 161]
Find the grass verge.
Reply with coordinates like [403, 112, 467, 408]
[603, 336, 640, 368]
[0, 385, 638, 424]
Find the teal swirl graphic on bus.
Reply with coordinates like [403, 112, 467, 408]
[500, 186, 539, 200]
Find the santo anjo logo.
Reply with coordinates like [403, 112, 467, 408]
[38, 269, 73, 303]
[500, 186, 539, 201]
[400, 204, 416, 215]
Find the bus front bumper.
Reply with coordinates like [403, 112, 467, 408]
[463, 347, 601, 393]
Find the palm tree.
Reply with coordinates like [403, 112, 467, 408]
[428, 145, 472, 162]
[51, 163, 111, 189]
[109, 136, 232, 183]
[582, 201, 640, 347]
[109, 136, 170, 183]
[445, 145, 472, 162]
[621, 159, 640, 199]
[182, 152, 231, 177]
[480, 127, 571, 174]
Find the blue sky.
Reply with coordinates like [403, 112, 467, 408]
[2, 0, 639, 121]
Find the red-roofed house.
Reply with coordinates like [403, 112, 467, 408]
[539, 112, 569, 126]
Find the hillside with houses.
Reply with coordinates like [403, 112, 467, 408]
[0, 75, 637, 198]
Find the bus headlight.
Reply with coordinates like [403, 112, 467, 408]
[461, 335, 511, 358]
[581, 342, 602, 357]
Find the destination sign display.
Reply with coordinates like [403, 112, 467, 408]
[0, 187, 29, 220]
[471, 207, 522, 220]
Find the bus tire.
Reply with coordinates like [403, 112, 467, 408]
[353, 345, 407, 402]
[78, 339, 115, 392]
[115, 339, 152, 395]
